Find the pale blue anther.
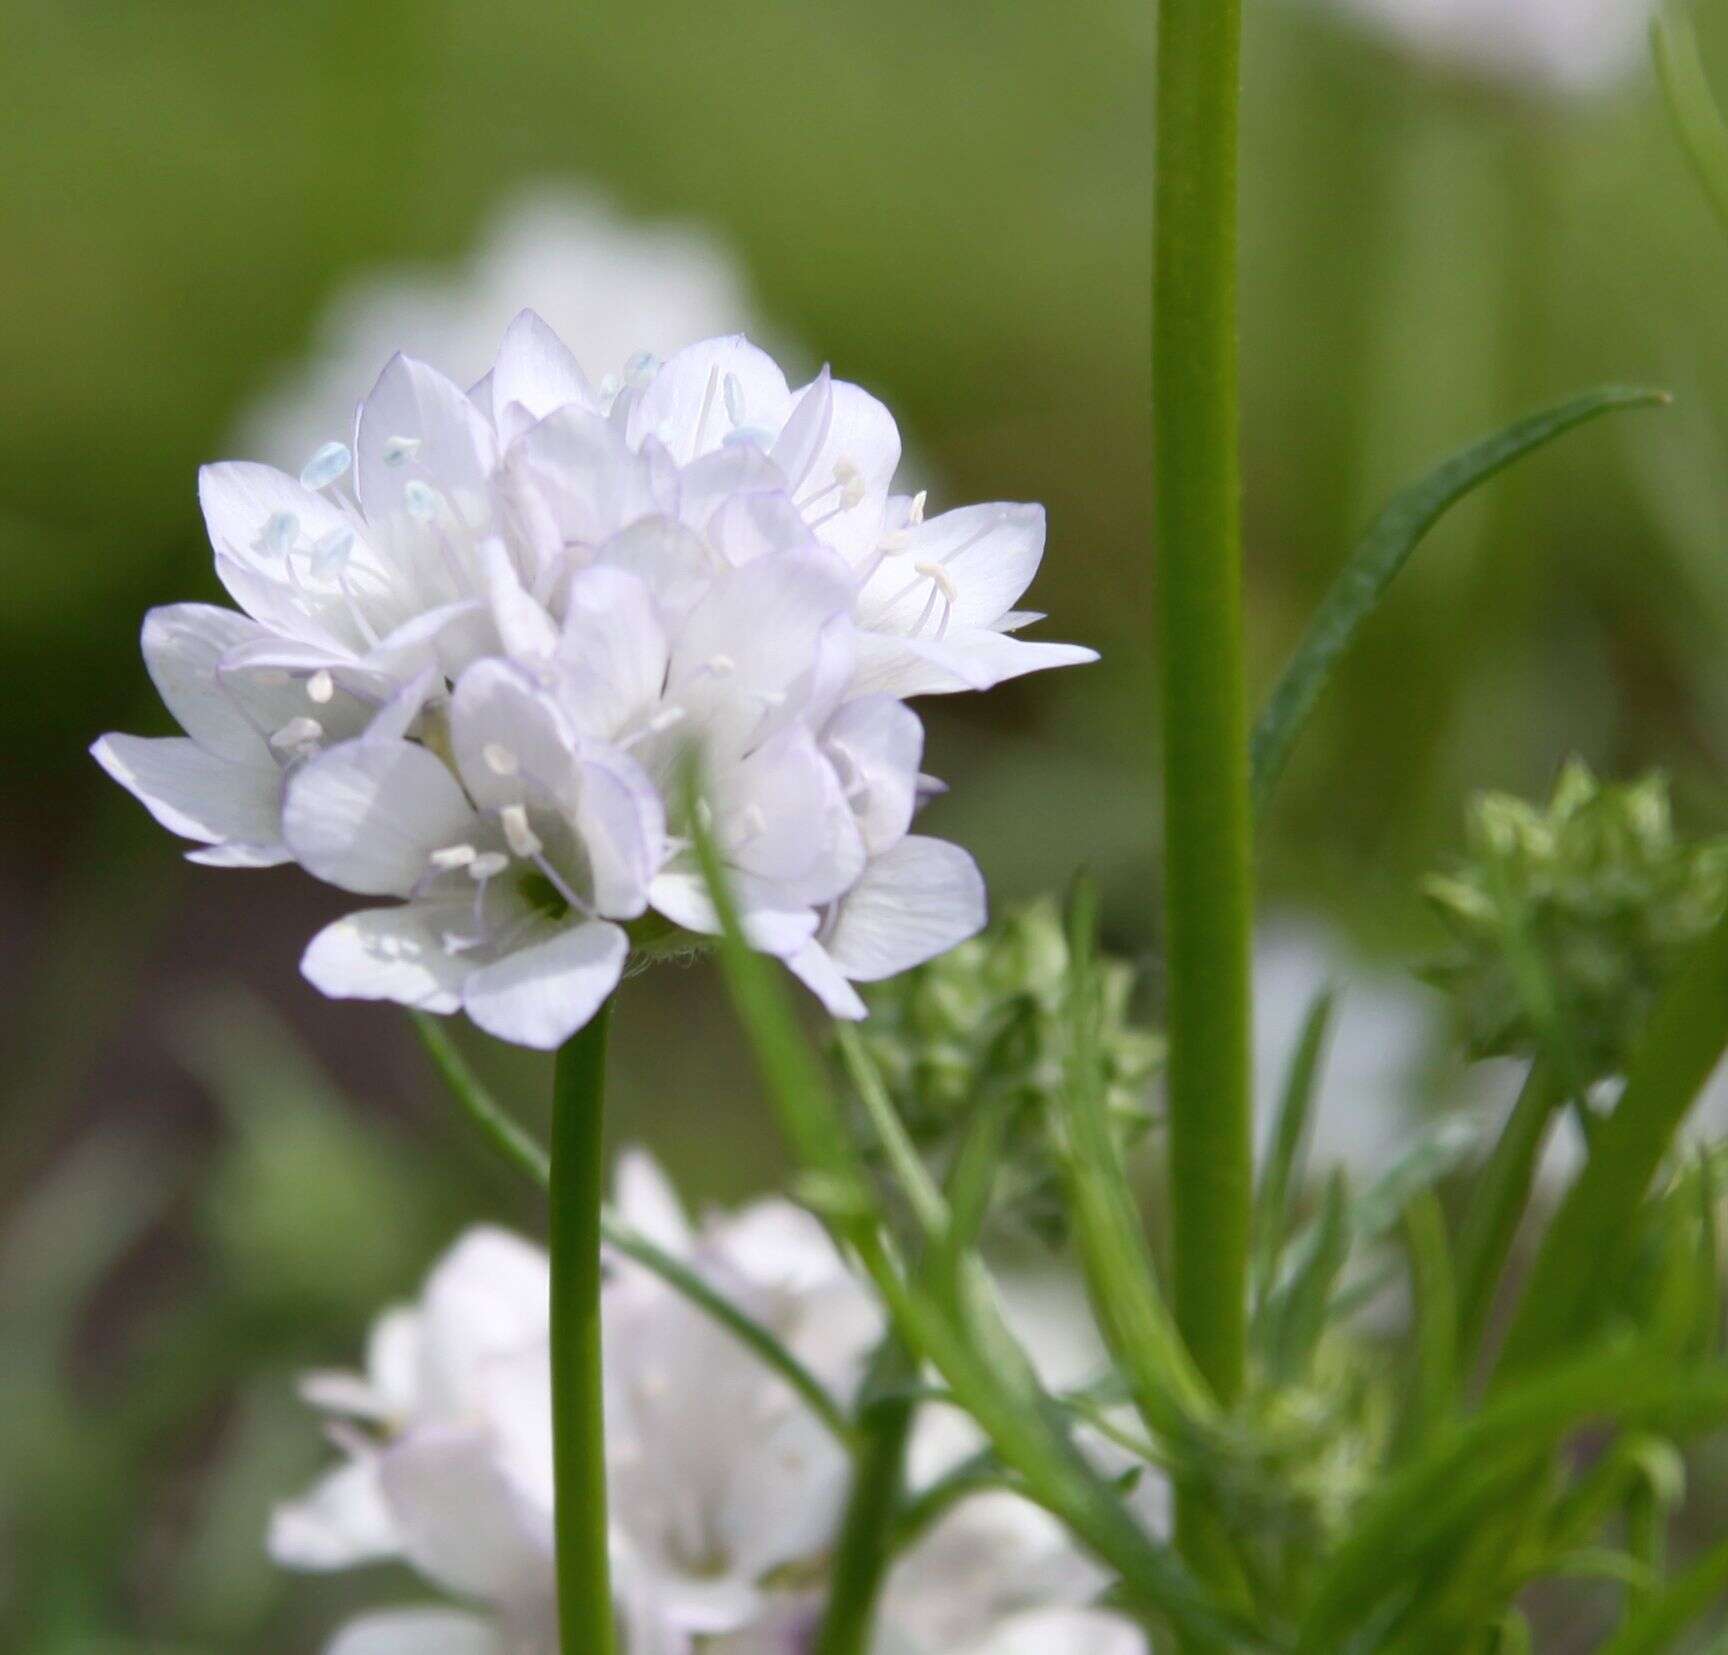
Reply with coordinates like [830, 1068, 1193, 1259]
[309, 527, 355, 578]
[257, 511, 299, 556]
[299, 441, 353, 491]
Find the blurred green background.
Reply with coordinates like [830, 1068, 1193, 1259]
[8, 0, 1728, 1646]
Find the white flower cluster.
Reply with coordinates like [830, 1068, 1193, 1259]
[272, 1156, 1145, 1655]
[94, 316, 1095, 1046]
[1323, 0, 1660, 94]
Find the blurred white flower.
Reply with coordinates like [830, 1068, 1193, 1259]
[1321, 0, 1659, 94]
[98, 310, 1093, 1044]
[270, 1226, 557, 1652]
[606, 1152, 877, 1651]
[276, 1174, 1143, 1654]
[237, 186, 764, 470]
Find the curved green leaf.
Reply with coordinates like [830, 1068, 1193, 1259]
[1251, 387, 1670, 815]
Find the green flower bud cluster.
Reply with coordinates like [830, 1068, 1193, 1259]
[851, 898, 1162, 1240]
[1424, 760, 1728, 1085]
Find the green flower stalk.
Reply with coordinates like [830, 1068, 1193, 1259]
[1155, 0, 1255, 1617]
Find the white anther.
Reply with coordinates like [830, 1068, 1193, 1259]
[623, 350, 660, 389]
[500, 803, 542, 858]
[739, 804, 768, 840]
[483, 742, 519, 776]
[909, 489, 927, 526]
[382, 435, 422, 467]
[269, 716, 323, 752]
[403, 480, 442, 522]
[306, 669, 335, 705]
[468, 851, 509, 880]
[723, 371, 745, 426]
[915, 561, 959, 603]
[702, 654, 736, 677]
[834, 457, 866, 509]
[257, 511, 299, 556]
[430, 843, 478, 871]
[309, 527, 355, 578]
[878, 528, 913, 554]
[300, 441, 353, 491]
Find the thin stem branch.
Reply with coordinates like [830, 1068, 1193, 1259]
[813, 1340, 918, 1655]
[551, 1002, 616, 1655]
[1154, 0, 1252, 1620]
[412, 1011, 550, 1184]
[411, 1009, 853, 1448]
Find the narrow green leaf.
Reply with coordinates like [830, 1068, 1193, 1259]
[834, 1021, 947, 1239]
[1264, 1170, 1350, 1385]
[1599, 1536, 1728, 1655]
[1495, 911, 1728, 1384]
[1295, 1354, 1728, 1652]
[1399, 1189, 1459, 1456]
[1251, 387, 1670, 814]
[1057, 879, 1216, 1440]
[1654, 8, 1728, 245]
[1454, 1064, 1559, 1368]
[1251, 987, 1333, 1313]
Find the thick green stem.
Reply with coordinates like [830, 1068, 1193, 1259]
[1154, 0, 1252, 1611]
[551, 1001, 616, 1655]
[813, 1341, 917, 1655]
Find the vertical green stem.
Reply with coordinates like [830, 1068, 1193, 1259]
[1155, 0, 1252, 1615]
[813, 1340, 917, 1655]
[551, 999, 616, 1655]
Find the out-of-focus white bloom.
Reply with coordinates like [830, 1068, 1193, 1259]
[1322, 0, 1659, 94]
[1253, 919, 1435, 1185]
[238, 187, 763, 470]
[606, 1152, 878, 1651]
[97, 313, 1093, 1044]
[270, 1227, 557, 1652]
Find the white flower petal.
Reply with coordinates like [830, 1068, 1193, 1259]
[357, 354, 499, 524]
[850, 628, 1097, 699]
[786, 940, 868, 1020]
[611, 1149, 695, 1256]
[450, 658, 582, 812]
[823, 695, 924, 855]
[557, 566, 671, 738]
[859, 504, 1046, 635]
[416, 1228, 551, 1415]
[186, 840, 293, 868]
[969, 1609, 1148, 1655]
[284, 739, 476, 897]
[140, 603, 274, 762]
[648, 867, 819, 958]
[794, 378, 901, 563]
[825, 836, 986, 982]
[490, 308, 596, 439]
[91, 734, 282, 848]
[508, 404, 658, 547]
[300, 903, 472, 1013]
[462, 919, 629, 1050]
[631, 335, 792, 460]
[268, 1457, 399, 1571]
[573, 748, 666, 919]
[325, 1607, 502, 1655]
[377, 1424, 551, 1603]
[770, 366, 834, 492]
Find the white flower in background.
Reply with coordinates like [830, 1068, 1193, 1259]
[605, 1153, 878, 1652]
[1253, 919, 1435, 1185]
[97, 310, 1093, 1044]
[270, 1227, 558, 1654]
[1321, 0, 1659, 94]
[237, 186, 763, 469]
[275, 1171, 1139, 1654]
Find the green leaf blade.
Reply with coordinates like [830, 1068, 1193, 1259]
[1251, 387, 1670, 816]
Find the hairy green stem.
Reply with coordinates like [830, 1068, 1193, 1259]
[1154, 0, 1252, 1616]
[813, 1341, 918, 1655]
[551, 1003, 616, 1655]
